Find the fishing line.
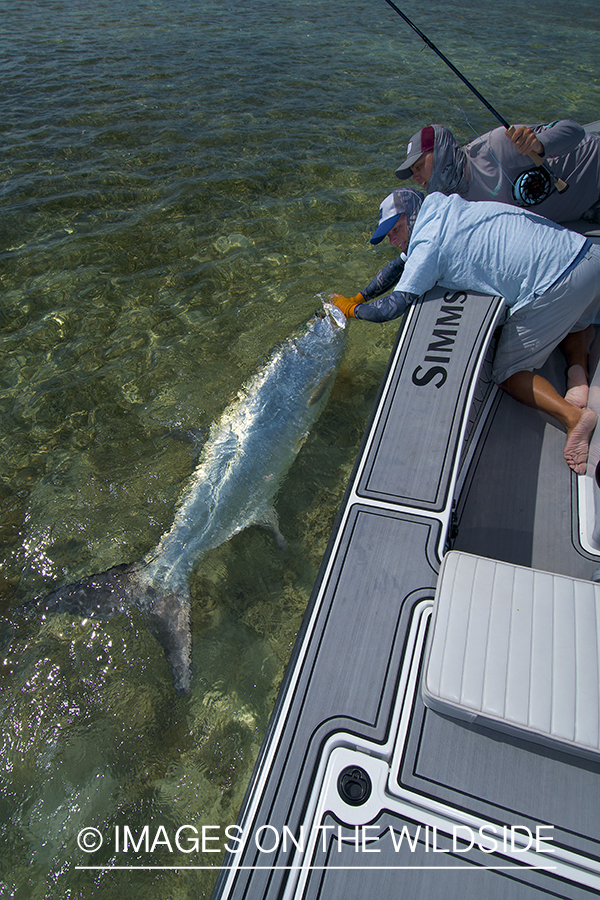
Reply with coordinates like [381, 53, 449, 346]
[436, 78, 591, 204]
[407, 50, 529, 202]
[430, 80, 510, 200]
[438, 80, 530, 201]
[381, 0, 569, 200]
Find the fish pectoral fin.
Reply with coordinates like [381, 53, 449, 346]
[255, 507, 287, 551]
[144, 586, 192, 694]
[168, 425, 210, 459]
[292, 432, 309, 454]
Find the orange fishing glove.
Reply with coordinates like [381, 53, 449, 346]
[329, 293, 363, 318]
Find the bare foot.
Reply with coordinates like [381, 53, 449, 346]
[564, 364, 589, 408]
[564, 408, 598, 474]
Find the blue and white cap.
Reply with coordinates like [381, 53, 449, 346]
[370, 188, 425, 245]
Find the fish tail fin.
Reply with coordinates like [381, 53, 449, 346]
[24, 563, 137, 619]
[143, 585, 192, 694]
[23, 564, 193, 694]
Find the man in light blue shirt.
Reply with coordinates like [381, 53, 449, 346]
[331, 188, 600, 475]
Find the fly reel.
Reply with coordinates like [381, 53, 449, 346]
[512, 166, 553, 206]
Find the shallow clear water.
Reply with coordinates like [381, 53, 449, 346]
[0, 0, 599, 896]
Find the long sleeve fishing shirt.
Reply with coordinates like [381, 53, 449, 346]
[353, 192, 589, 323]
[462, 120, 600, 222]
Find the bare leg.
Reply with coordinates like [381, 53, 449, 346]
[565, 365, 589, 408]
[560, 325, 594, 408]
[560, 325, 595, 372]
[501, 370, 598, 475]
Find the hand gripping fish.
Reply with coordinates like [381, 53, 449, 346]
[22, 303, 347, 693]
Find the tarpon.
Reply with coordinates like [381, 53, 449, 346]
[22, 303, 347, 693]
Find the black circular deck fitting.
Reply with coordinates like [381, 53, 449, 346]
[337, 765, 372, 806]
[595, 459, 600, 489]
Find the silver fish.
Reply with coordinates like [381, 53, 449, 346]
[24, 303, 348, 692]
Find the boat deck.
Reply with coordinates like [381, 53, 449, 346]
[211, 223, 600, 900]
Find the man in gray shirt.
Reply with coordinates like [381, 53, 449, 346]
[395, 121, 600, 224]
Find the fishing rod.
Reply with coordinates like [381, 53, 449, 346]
[382, 0, 568, 195]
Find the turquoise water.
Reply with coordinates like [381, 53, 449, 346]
[0, 0, 599, 896]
